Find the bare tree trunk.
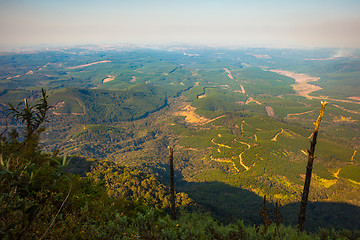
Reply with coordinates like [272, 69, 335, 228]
[168, 146, 176, 220]
[298, 101, 328, 232]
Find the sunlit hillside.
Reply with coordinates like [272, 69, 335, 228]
[1, 46, 359, 233]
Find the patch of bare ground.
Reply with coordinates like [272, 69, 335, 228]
[25, 70, 33, 75]
[333, 168, 341, 179]
[211, 138, 231, 148]
[52, 112, 71, 116]
[333, 116, 357, 123]
[351, 150, 357, 162]
[246, 53, 271, 59]
[103, 75, 116, 83]
[313, 96, 360, 105]
[197, 94, 206, 99]
[175, 104, 226, 125]
[333, 104, 360, 114]
[348, 96, 360, 102]
[265, 106, 276, 118]
[305, 57, 339, 61]
[66, 60, 111, 69]
[205, 115, 226, 124]
[286, 110, 315, 119]
[53, 111, 85, 116]
[240, 85, 245, 94]
[52, 101, 65, 112]
[240, 120, 245, 133]
[187, 148, 198, 151]
[269, 70, 321, 99]
[130, 76, 136, 83]
[6, 75, 20, 80]
[224, 68, 233, 79]
[245, 97, 262, 105]
[175, 105, 209, 124]
[210, 156, 240, 172]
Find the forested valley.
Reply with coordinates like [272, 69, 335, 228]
[1, 46, 360, 239]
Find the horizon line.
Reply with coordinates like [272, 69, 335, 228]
[1, 42, 360, 52]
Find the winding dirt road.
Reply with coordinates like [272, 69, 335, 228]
[234, 139, 251, 171]
[351, 150, 357, 161]
[271, 128, 284, 141]
[211, 138, 231, 149]
[210, 137, 251, 171]
[210, 156, 240, 172]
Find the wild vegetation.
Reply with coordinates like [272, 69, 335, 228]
[0, 46, 359, 235]
[1, 90, 359, 239]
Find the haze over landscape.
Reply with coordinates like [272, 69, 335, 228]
[1, 0, 360, 239]
[1, 0, 360, 49]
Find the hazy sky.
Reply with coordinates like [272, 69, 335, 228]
[1, 0, 360, 48]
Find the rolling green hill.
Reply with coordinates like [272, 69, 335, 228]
[0, 46, 359, 232]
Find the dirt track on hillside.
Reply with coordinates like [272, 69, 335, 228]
[66, 60, 111, 69]
[286, 110, 315, 119]
[271, 128, 284, 141]
[234, 139, 251, 171]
